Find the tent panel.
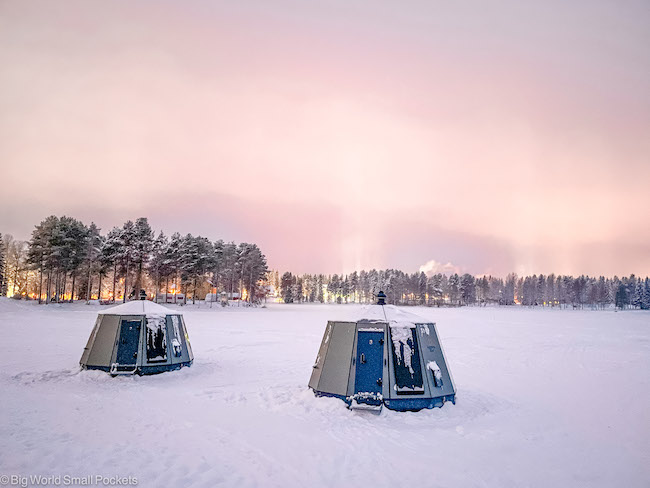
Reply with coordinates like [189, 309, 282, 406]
[143, 314, 171, 366]
[308, 321, 335, 390]
[85, 315, 120, 367]
[389, 326, 425, 395]
[167, 315, 190, 364]
[415, 323, 456, 398]
[80, 317, 101, 365]
[180, 315, 193, 361]
[317, 322, 356, 397]
[345, 324, 359, 397]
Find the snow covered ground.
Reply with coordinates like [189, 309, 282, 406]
[1, 298, 649, 488]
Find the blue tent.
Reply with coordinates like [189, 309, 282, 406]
[80, 300, 193, 375]
[309, 304, 456, 411]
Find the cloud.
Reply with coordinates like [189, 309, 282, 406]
[419, 259, 461, 277]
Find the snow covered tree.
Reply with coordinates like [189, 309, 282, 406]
[100, 227, 122, 302]
[418, 272, 427, 305]
[358, 270, 369, 303]
[0, 234, 6, 297]
[148, 231, 171, 295]
[632, 279, 644, 309]
[428, 273, 444, 306]
[237, 243, 268, 303]
[595, 276, 609, 310]
[27, 218, 54, 302]
[476, 276, 489, 306]
[316, 274, 325, 303]
[292, 275, 303, 303]
[280, 272, 294, 303]
[63, 217, 89, 301]
[341, 276, 350, 303]
[641, 278, 650, 310]
[164, 232, 183, 301]
[349, 271, 359, 303]
[546, 274, 556, 306]
[30, 216, 88, 302]
[132, 217, 154, 295]
[615, 283, 628, 309]
[5, 236, 27, 298]
[448, 273, 460, 305]
[504, 273, 516, 305]
[117, 220, 137, 302]
[180, 234, 215, 304]
[209, 239, 225, 295]
[83, 223, 103, 302]
[329, 274, 341, 303]
[459, 273, 476, 305]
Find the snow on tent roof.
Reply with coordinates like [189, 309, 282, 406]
[353, 304, 431, 324]
[98, 300, 178, 315]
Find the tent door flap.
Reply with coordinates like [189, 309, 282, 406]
[115, 320, 141, 368]
[353, 330, 384, 405]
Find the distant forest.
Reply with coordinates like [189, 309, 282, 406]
[0, 216, 268, 304]
[1, 216, 649, 310]
[271, 270, 650, 310]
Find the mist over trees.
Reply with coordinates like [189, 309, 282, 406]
[270, 269, 650, 310]
[2, 215, 268, 304]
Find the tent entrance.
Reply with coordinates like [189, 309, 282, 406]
[115, 320, 141, 369]
[353, 330, 384, 406]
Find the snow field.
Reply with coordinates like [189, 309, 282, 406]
[0, 299, 648, 487]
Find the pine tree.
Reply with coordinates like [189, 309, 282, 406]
[292, 276, 303, 303]
[210, 239, 225, 296]
[118, 220, 137, 302]
[358, 270, 369, 303]
[418, 272, 428, 305]
[180, 234, 215, 304]
[5, 238, 27, 298]
[132, 218, 154, 295]
[632, 279, 644, 309]
[237, 243, 268, 303]
[84, 223, 103, 303]
[165, 232, 183, 302]
[615, 283, 628, 309]
[316, 274, 324, 303]
[428, 273, 443, 306]
[641, 278, 650, 310]
[349, 271, 359, 303]
[504, 273, 516, 305]
[448, 273, 460, 305]
[281, 272, 294, 303]
[27, 217, 57, 303]
[0, 234, 5, 297]
[101, 227, 122, 302]
[459, 273, 476, 305]
[148, 231, 169, 296]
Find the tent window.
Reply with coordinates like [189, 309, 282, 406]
[146, 315, 167, 362]
[390, 327, 424, 394]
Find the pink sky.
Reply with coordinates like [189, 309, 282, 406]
[1, 0, 649, 276]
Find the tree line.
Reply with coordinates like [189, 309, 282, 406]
[272, 269, 650, 310]
[0, 216, 268, 304]
[2, 218, 649, 310]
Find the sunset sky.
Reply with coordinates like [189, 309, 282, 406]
[1, 0, 649, 276]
